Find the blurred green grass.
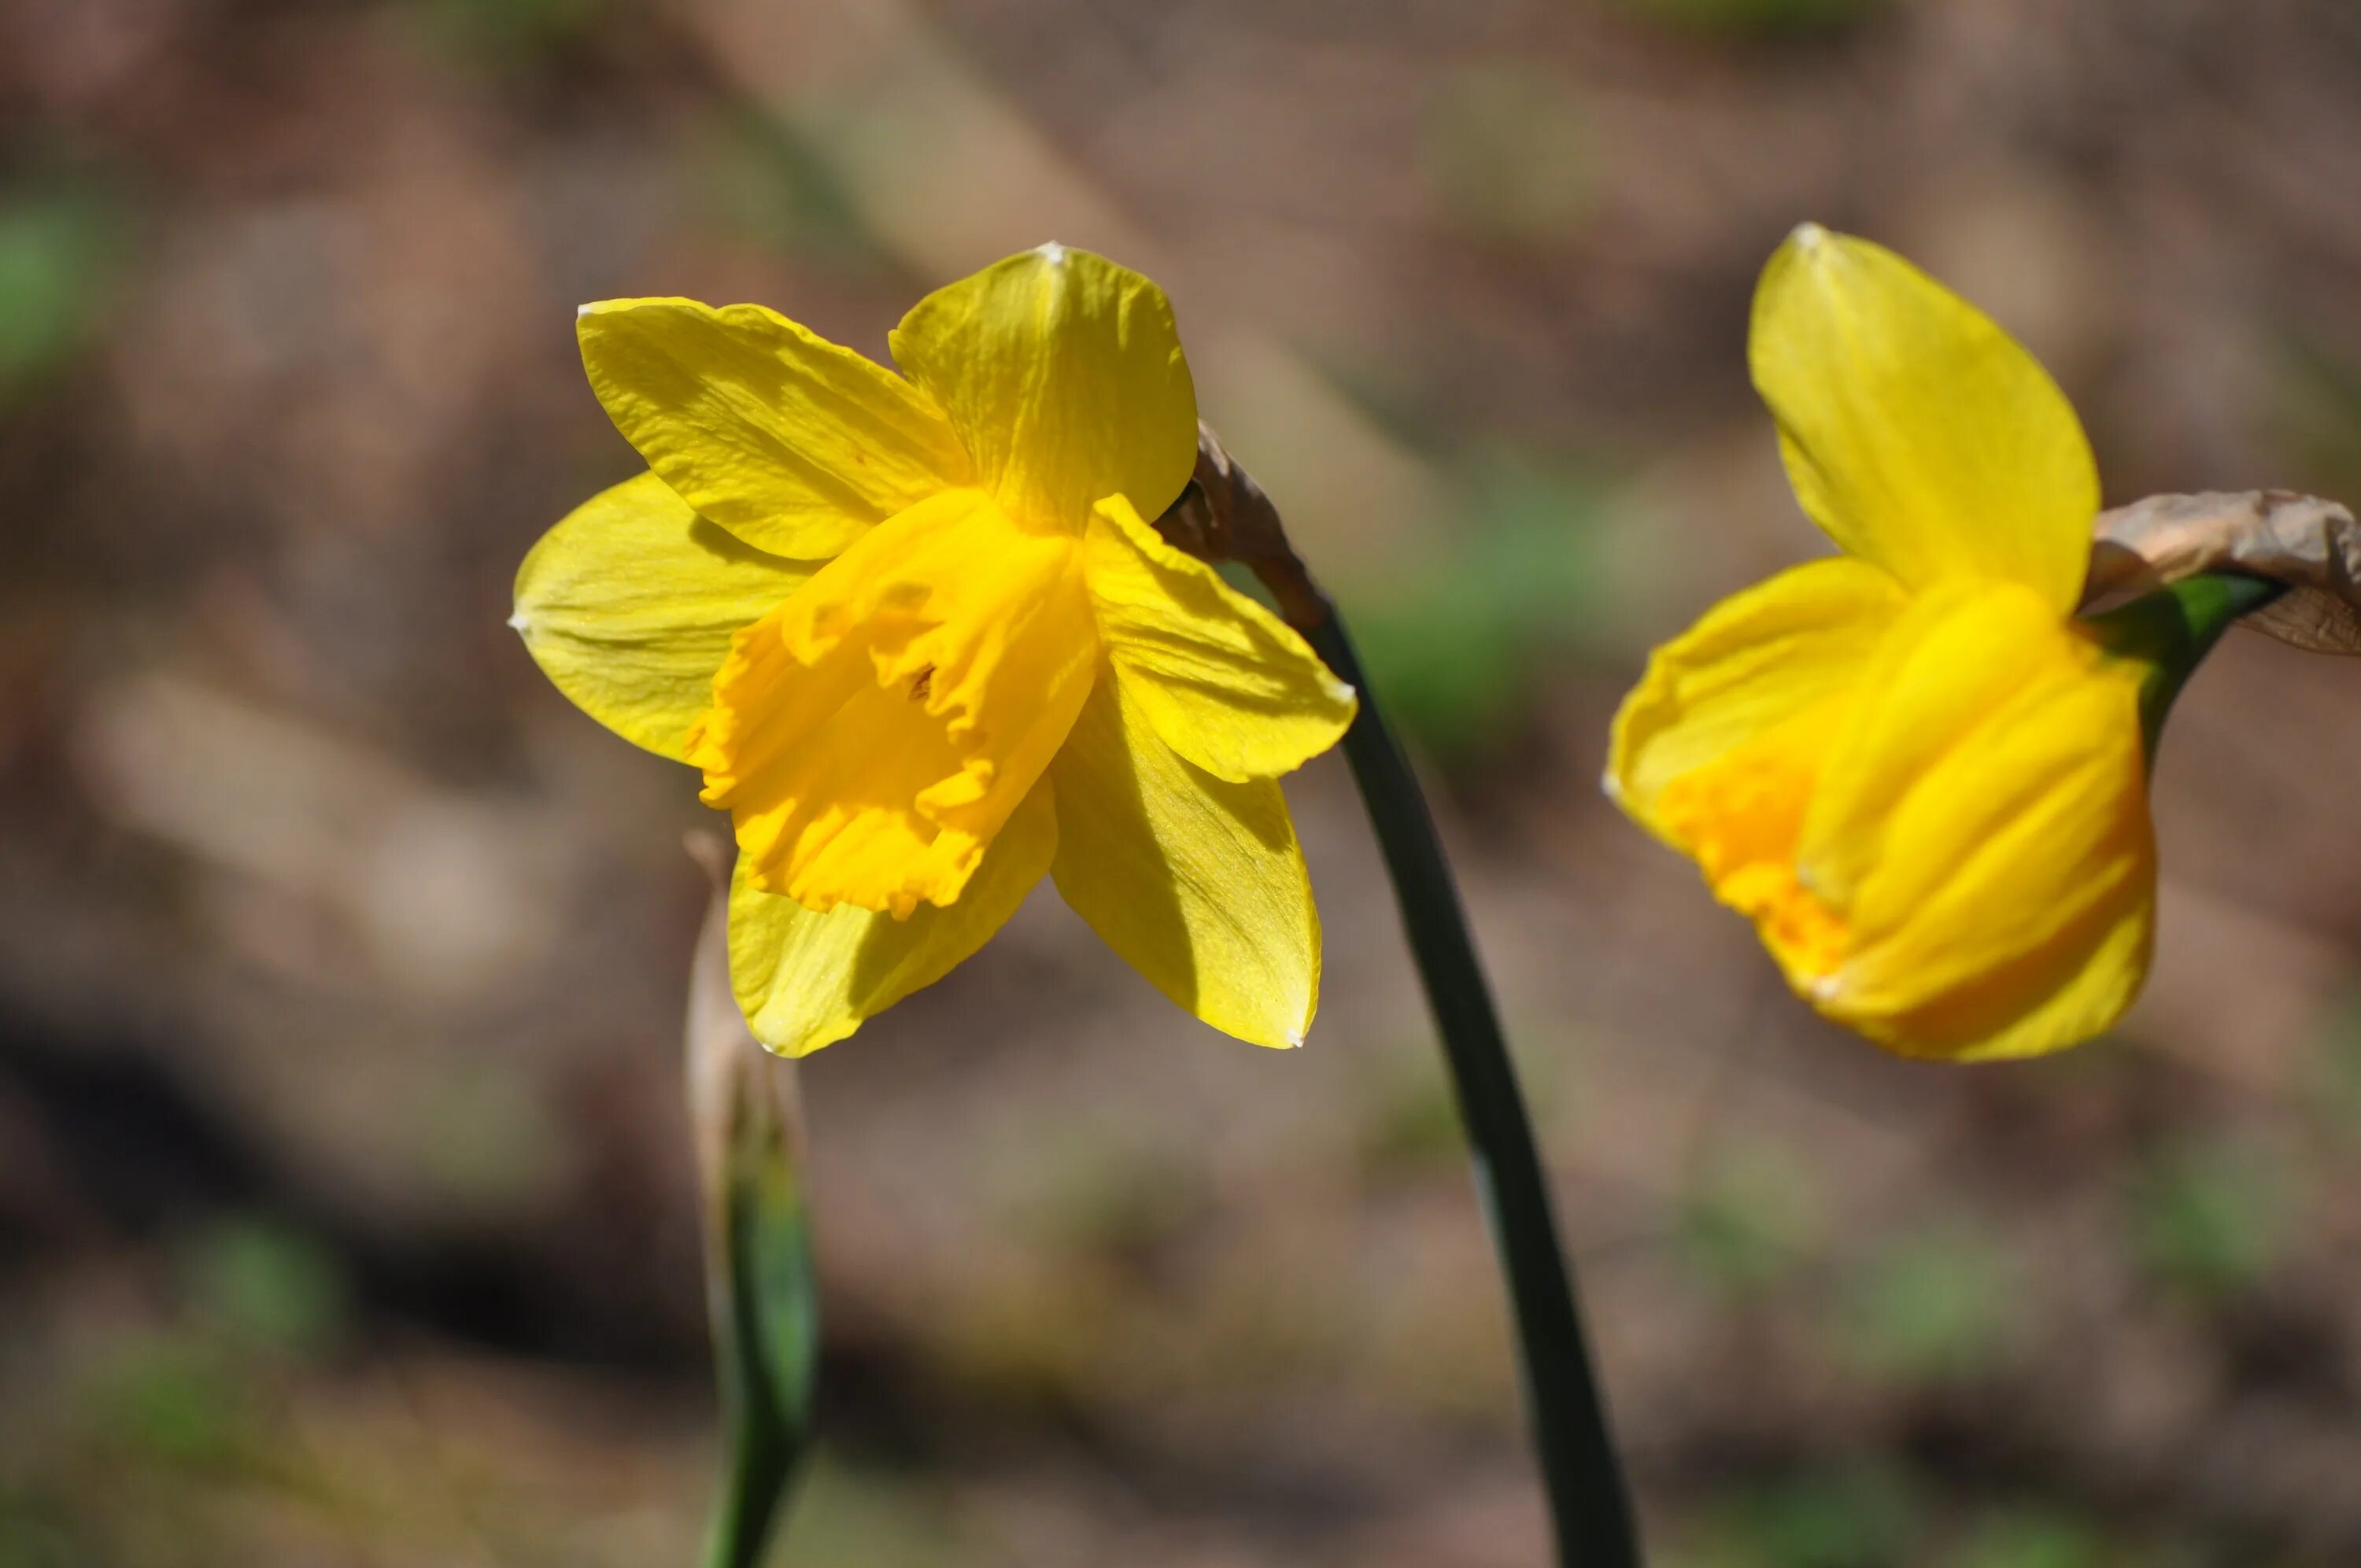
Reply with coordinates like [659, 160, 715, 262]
[1835, 1219, 2021, 1384]
[1350, 454, 1618, 762]
[1617, 0, 1884, 39]
[1674, 1142, 1821, 1301]
[0, 179, 128, 404]
[2128, 1133, 2289, 1304]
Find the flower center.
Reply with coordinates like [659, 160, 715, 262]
[688, 488, 1096, 917]
[1656, 694, 1852, 994]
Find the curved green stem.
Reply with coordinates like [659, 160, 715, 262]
[1301, 609, 1642, 1568]
[2086, 571, 2285, 764]
[1151, 433, 1637, 1563]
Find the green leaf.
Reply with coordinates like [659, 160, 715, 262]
[686, 837, 821, 1568]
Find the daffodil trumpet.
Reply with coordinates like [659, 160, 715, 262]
[1155, 434, 1641, 1568]
[1609, 223, 2283, 1061]
[514, 244, 1357, 1057]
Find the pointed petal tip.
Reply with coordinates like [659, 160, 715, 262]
[506, 609, 530, 633]
[1790, 220, 1830, 249]
[1035, 240, 1069, 265]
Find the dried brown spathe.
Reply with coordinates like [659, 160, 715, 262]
[2085, 490, 2361, 655]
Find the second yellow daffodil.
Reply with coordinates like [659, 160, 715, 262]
[514, 245, 1356, 1055]
[1609, 225, 2159, 1061]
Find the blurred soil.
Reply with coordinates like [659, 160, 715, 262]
[6, 1, 2361, 1564]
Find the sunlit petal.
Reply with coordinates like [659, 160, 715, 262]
[1798, 583, 2156, 1058]
[1750, 225, 2098, 611]
[579, 297, 972, 559]
[1082, 494, 1357, 782]
[512, 472, 815, 760]
[1607, 553, 1906, 853]
[729, 780, 1058, 1056]
[889, 246, 1198, 529]
[1048, 673, 1318, 1048]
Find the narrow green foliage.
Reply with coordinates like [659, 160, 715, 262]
[1304, 609, 1640, 1568]
[688, 843, 821, 1568]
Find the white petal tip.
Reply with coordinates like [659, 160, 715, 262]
[1808, 971, 1845, 1002]
[1598, 769, 1621, 802]
[1325, 676, 1358, 706]
[1036, 240, 1068, 265]
[1284, 1029, 1306, 1049]
[507, 610, 530, 633]
[575, 302, 594, 318]
[1790, 222, 1829, 250]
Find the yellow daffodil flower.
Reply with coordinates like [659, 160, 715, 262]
[514, 245, 1357, 1055]
[1608, 224, 2159, 1061]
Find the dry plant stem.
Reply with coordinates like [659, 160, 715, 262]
[1161, 429, 1642, 1568]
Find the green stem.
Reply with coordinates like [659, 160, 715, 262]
[2085, 571, 2285, 765]
[1300, 609, 1642, 1568]
[687, 844, 821, 1568]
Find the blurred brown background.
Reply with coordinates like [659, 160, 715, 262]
[7, 1, 2361, 1563]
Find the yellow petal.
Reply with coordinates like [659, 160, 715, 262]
[1081, 494, 1358, 783]
[690, 487, 1097, 917]
[1845, 884, 2152, 1064]
[1750, 225, 2099, 611]
[1047, 672, 1317, 1049]
[1607, 554, 1907, 851]
[888, 245, 1198, 529]
[511, 472, 815, 760]
[578, 297, 972, 559]
[729, 777, 1058, 1056]
[1798, 581, 2064, 906]
[1798, 581, 2155, 1059]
